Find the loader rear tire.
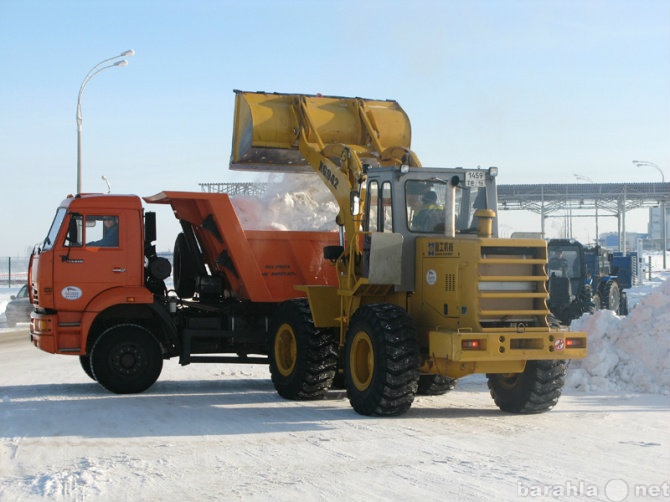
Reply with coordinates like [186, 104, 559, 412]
[269, 299, 338, 400]
[91, 324, 163, 394]
[345, 304, 419, 416]
[417, 374, 456, 395]
[487, 360, 567, 414]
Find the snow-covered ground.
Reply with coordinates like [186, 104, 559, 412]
[1, 254, 668, 500]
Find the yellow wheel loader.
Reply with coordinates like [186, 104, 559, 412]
[231, 91, 587, 416]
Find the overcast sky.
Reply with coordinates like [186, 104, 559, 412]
[0, 0, 668, 256]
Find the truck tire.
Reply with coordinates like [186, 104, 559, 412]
[90, 324, 163, 394]
[344, 304, 419, 416]
[487, 360, 567, 414]
[417, 374, 455, 395]
[269, 299, 338, 400]
[79, 354, 96, 381]
[602, 280, 620, 313]
[173, 233, 197, 298]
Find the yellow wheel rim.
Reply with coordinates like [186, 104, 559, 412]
[350, 330, 374, 391]
[274, 323, 297, 377]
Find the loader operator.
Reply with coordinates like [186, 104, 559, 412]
[412, 190, 444, 232]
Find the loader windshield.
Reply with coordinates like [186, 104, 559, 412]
[405, 180, 488, 234]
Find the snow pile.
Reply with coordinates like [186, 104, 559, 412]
[566, 278, 670, 395]
[232, 174, 338, 231]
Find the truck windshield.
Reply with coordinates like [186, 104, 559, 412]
[42, 207, 67, 251]
[406, 180, 489, 233]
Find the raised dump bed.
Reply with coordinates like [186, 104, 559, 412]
[146, 191, 339, 302]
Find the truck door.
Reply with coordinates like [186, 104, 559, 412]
[53, 209, 142, 312]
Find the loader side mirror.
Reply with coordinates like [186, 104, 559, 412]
[350, 191, 360, 216]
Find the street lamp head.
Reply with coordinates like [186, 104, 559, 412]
[114, 59, 129, 67]
[120, 49, 135, 57]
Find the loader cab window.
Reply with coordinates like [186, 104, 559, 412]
[406, 180, 448, 233]
[406, 180, 491, 233]
[365, 181, 393, 232]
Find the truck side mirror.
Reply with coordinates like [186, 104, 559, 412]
[67, 218, 79, 244]
[145, 212, 157, 243]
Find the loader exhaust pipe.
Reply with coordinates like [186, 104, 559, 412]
[444, 175, 460, 238]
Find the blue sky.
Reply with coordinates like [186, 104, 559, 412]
[1, 0, 668, 256]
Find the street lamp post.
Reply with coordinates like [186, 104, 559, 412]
[633, 160, 667, 269]
[76, 49, 134, 194]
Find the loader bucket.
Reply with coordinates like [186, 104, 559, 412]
[230, 91, 413, 173]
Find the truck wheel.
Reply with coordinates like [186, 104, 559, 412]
[487, 360, 567, 414]
[269, 299, 338, 400]
[91, 324, 163, 394]
[345, 304, 419, 416]
[602, 280, 620, 312]
[79, 354, 96, 381]
[173, 233, 197, 298]
[417, 374, 455, 395]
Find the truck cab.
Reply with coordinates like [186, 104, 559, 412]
[30, 194, 149, 354]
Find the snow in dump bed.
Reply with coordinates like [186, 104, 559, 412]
[231, 173, 338, 231]
[567, 276, 670, 395]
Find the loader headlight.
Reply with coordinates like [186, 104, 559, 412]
[488, 166, 499, 178]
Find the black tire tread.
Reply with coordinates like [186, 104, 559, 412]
[269, 299, 338, 400]
[90, 324, 163, 394]
[417, 374, 456, 395]
[487, 360, 567, 414]
[345, 303, 419, 416]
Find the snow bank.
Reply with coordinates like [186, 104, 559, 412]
[566, 278, 670, 395]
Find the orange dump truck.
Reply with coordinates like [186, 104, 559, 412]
[29, 190, 338, 393]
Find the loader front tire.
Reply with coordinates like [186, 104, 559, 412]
[269, 299, 338, 400]
[345, 304, 419, 416]
[91, 324, 163, 394]
[487, 360, 567, 414]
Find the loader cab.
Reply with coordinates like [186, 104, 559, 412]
[363, 166, 499, 291]
[363, 167, 499, 236]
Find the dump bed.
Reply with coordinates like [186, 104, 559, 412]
[145, 191, 339, 302]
